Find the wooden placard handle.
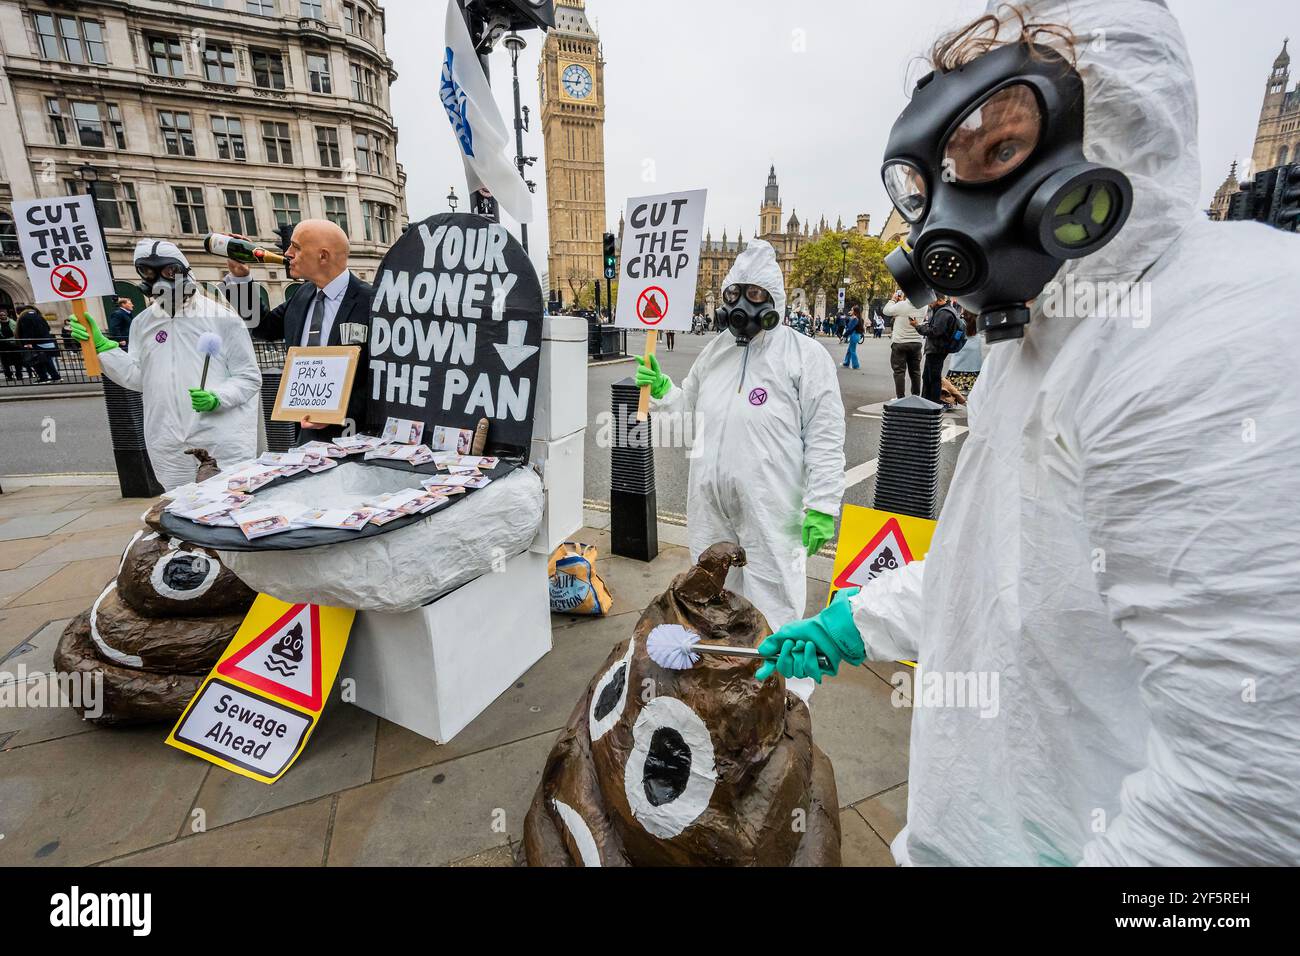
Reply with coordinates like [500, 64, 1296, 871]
[71, 299, 101, 378]
[636, 329, 657, 422]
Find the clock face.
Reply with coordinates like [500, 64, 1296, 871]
[562, 63, 593, 99]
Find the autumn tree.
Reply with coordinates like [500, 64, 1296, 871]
[789, 231, 900, 313]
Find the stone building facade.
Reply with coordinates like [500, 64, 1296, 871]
[0, 0, 407, 320]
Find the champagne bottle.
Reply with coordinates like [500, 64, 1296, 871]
[205, 233, 286, 265]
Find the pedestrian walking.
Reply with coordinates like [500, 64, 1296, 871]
[0, 310, 25, 382]
[665, 330, 676, 350]
[17, 306, 60, 382]
[914, 295, 963, 407]
[842, 305, 863, 370]
[107, 297, 135, 349]
[883, 290, 925, 398]
[947, 309, 982, 400]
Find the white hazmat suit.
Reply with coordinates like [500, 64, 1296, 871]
[654, 239, 846, 638]
[852, 0, 1300, 865]
[99, 249, 261, 491]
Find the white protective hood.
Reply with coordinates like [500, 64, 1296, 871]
[850, 0, 1300, 866]
[722, 239, 787, 316]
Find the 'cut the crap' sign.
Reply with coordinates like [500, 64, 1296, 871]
[12, 194, 115, 303]
[614, 189, 707, 333]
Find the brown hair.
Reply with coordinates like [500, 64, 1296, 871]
[930, 3, 1078, 72]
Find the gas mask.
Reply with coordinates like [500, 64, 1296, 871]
[715, 283, 780, 346]
[881, 42, 1132, 342]
[135, 258, 196, 317]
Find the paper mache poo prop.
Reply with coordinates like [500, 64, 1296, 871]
[523, 542, 842, 866]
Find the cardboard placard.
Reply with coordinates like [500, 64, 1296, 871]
[614, 189, 707, 333]
[368, 213, 543, 459]
[271, 346, 361, 425]
[167, 595, 355, 784]
[826, 506, 937, 604]
[12, 194, 115, 303]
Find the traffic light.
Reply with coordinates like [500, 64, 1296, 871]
[603, 232, 617, 280]
[480, 0, 555, 32]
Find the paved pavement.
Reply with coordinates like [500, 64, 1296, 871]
[0, 483, 913, 867]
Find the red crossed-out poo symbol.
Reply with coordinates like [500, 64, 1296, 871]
[636, 286, 668, 326]
[51, 264, 88, 299]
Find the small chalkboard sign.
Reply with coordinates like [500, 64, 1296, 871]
[271, 346, 362, 426]
[367, 213, 544, 461]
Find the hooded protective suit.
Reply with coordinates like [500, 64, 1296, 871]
[98, 276, 261, 492]
[850, 0, 1300, 865]
[653, 239, 846, 637]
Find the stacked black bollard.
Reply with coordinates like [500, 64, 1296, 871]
[610, 377, 658, 562]
[100, 378, 163, 498]
[260, 369, 296, 452]
[872, 395, 944, 520]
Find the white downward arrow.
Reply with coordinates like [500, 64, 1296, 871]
[494, 319, 539, 372]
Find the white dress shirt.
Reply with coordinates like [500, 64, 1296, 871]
[300, 269, 352, 346]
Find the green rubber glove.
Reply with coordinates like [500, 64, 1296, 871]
[801, 509, 835, 556]
[189, 388, 220, 413]
[755, 587, 865, 684]
[634, 354, 673, 400]
[67, 313, 118, 354]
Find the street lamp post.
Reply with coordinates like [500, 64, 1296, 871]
[503, 29, 537, 253]
[840, 237, 851, 316]
[447, 186, 459, 213]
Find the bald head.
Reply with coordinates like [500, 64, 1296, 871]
[286, 218, 351, 288]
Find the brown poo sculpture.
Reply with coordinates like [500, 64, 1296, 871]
[53, 450, 257, 726]
[523, 542, 841, 866]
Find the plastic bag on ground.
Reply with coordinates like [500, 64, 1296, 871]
[548, 541, 613, 616]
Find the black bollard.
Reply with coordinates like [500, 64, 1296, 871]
[260, 369, 296, 452]
[872, 395, 944, 520]
[100, 377, 163, 498]
[610, 377, 658, 562]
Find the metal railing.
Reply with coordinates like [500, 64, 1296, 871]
[0, 338, 293, 388]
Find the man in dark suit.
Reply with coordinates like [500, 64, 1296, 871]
[225, 219, 373, 442]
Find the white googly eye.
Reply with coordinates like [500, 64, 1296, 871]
[551, 797, 602, 867]
[622, 696, 717, 838]
[589, 637, 635, 743]
[149, 548, 219, 601]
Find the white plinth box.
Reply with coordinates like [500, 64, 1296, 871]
[344, 550, 551, 743]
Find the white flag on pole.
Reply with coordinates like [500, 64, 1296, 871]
[440, 0, 534, 224]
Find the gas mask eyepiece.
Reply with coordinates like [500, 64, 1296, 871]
[716, 283, 779, 345]
[881, 42, 1132, 343]
[135, 257, 195, 316]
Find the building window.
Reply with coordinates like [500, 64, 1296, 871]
[33, 13, 107, 64]
[122, 183, 142, 231]
[0, 212, 19, 257]
[246, 0, 276, 14]
[300, 0, 324, 20]
[362, 200, 393, 244]
[324, 195, 349, 235]
[107, 104, 126, 149]
[250, 49, 286, 90]
[146, 34, 185, 77]
[354, 131, 387, 176]
[172, 186, 208, 235]
[270, 192, 301, 228]
[307, 53, 332, 94]
[71, 102, 105, 148]
[159, 111, 196, 156]
[203, 41, 237, 84]
[261, 121, 293, 164]
[344, 3, 371, 40]
[46, 98, 67, 145]
[212, 116, 247, 161]
[350, 62, 376, 104]
[86, 181, 122, 230]
[222, 189, 257, 235]
[316, 126, 340, 167]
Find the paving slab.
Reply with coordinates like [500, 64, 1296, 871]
[0, 510, 89, 542]
[0, 598, 91, 658]
[6, 555, 119, 607]
[372, 611, 632, 778]
[856, 783, 908, 845]
[0, 619, 70, 681]
[51, 503, 152, 536]
[449, 843, 516, 867]
[806, 657, 912, 808]
[599, 546, 693, 619]
[189, 693, 377, 830]
[20, 526, 136, 567]
[104, 798, 333, 867]
[0, 537, 62, 571]
[0, 724, 208, 866]
[0, 678, 94, 750]
[0, 490, 95, 520]
[839, 806, 897, 867]
[0, 564, 60, 608]
[327, 731, 556, 867]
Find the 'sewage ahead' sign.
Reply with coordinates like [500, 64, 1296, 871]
[368, 213, 543, 458]
[12, 194, 115, 304]
[614, 189, 707, 333]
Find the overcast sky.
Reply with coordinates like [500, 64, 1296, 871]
[385, 0, 1297, 273]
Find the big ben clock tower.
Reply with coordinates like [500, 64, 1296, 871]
[539, 0, 607, 307]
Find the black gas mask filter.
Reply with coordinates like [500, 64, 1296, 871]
[716, 283, 780, 346]
[135, 256, 196, 316]
[881, 42, 1132, 342]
